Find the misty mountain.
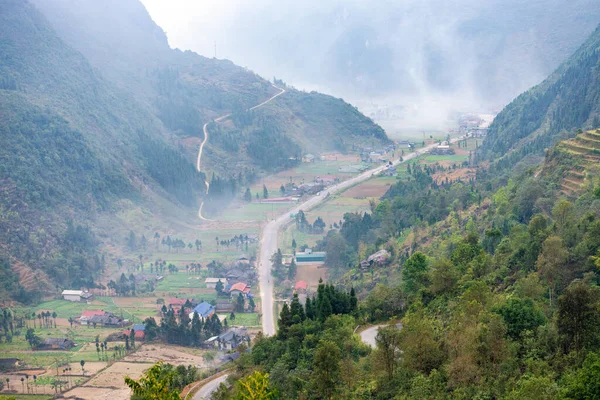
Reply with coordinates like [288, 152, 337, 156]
[145, 0, 600, 129]
[0, 0, 387, 299]
[32, 0, 388, 173]
[481, 23, 600, 174]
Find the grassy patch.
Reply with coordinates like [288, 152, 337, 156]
[225, 313, 260, 327]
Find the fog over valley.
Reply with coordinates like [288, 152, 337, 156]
[142, 0, 600, 133]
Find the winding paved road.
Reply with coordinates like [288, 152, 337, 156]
[359, 324, 403, 347]
[192, 373, 229, 400]
[258, 136, 467, 335]
[196, 86, 286, 221]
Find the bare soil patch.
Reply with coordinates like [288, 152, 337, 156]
[343, 181, 392, 198]
[296, 263, 328, 289]
[123, 344, 208, 367]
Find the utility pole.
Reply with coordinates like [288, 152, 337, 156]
[214, 41, 217, 59]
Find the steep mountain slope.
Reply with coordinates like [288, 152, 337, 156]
[0, 0, 205, 301]
[141, 0, 600, 111]
[481, 24, 600, 172]
[32, 0, 389, 177]
[0, 0, 388, 302]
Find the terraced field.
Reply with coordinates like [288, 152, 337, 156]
[558, 129, 600, 196]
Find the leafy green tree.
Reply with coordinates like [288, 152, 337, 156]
[235, 371, 277, 400]
[312, 340, 341, 399]
[399, 310, 442, 374]
[236, 293, 245, 313]
[216, 279, 224, 296]
[127, 231, 137, 251]
[402, 252, 430, 295]
[124, 361, 181, 400]
[375, 325, 402, 380]
[496, 297, 545, 339]
[536, 236, 568, 304]
[25, 328, 40, 349]
[558, 280, 600, 353]
[263, 185, 269, 199]
[430, 258, 458, 295]
[564, 352, 600, 399]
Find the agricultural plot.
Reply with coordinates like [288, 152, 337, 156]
[279, 175, 395, 254]
[222, 313, 260, 328]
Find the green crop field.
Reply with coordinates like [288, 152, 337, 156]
[223, 312, 260, 328]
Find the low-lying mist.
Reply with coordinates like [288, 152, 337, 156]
[142, 0, 600, 133]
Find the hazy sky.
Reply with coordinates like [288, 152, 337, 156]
[139, 0, 600, 132]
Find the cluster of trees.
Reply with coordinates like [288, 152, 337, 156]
[125, 361, 199, 400]
[212, 282, 363, 399]
[294, 210, 326, 234]
[107, 273, 138, 296]
[270, 249, 296, 283]
[138, 132, 205, 207]
[145, 305, 223, 347]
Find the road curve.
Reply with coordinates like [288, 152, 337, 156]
[192, 373, 229, 400]
[196, 86, 286, 221]
[359, 323, 403, 347]
[258, 136, 467, 335]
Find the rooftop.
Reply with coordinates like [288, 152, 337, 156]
[295, 281, 308, 290]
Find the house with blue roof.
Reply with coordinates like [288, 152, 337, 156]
[132, 324, 145, 331]
[189, 301, 216, 320]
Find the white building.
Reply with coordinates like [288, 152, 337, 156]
[62, 290, 83, 302]
[205, 278, 227, 289]
[61, 290, 93, 303]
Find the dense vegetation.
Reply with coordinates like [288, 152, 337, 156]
[481, 24, 600, 171]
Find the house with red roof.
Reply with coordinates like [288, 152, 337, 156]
[229, 282, 251, 298]
[294, 281, 308, 293]
[123, 329, 145, 341]
[79, 310, 104, 326]
[169, 298, 189, 308]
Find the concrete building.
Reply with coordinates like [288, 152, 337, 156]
[205, 278, 228, 289]
[61, 290, 94, 303]
[295, 250, 326, 263]
[229, 282, 251, 298]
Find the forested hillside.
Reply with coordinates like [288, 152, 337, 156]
[0, 0, 388, 303]
[32, 0, 389, 178]
[480, 24, 600, 174]
[0, 0, 206, 301]
[201, 24, 600, 398]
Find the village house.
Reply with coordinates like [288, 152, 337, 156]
[188, 302, 216, 320]
[88, 311, 127, 327]
[259, 196, 299, 204]
[229, 282, 251, 298]
[314, 175, 339, 185]
[0, 358, 20, 371]
[294, 280, 308, 294]
[168, 297, 189, 309]
[205, 278, 228, 289]
[431, 142, 455, 155]
[216, 298, 234, 313]
[302, 153, 315, 163]
[123, 324, 146, 341]
[295, 249, 326, 263]
[360, 249, 391, 269]
[204, 328, 249, 351]
[382, 166, 397, 177]
[61, 290, 94, 303]
[38, 338, 74, 350]
[79, 310, 105, 325]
